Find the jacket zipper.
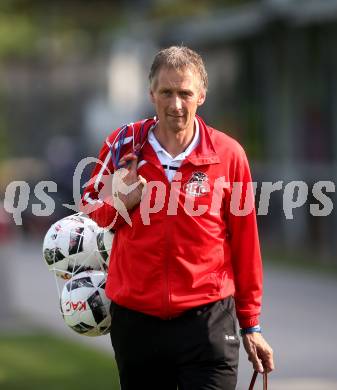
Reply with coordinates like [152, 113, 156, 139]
[162, 165, 185, 319]
[163, 173, 173, 319]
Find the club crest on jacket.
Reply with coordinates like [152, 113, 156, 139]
[184, 171, 210, 197]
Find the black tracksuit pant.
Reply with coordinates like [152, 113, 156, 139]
[109, 296, 239, 390]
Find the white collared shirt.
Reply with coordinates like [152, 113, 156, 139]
[148, 118, 200, 182]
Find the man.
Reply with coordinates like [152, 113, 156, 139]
[82, 46, 274, 390]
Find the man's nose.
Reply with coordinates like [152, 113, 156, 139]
[170, 95, 183, 110]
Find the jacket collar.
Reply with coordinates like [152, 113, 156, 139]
[184, 115, 220, 166]
[140, 115, 220, 167]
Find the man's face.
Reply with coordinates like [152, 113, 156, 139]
[150, 66, 206, 133]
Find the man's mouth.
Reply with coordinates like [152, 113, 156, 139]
[168, 114, 184, 118]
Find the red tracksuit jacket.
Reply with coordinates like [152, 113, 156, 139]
[81, 115, 263, 329]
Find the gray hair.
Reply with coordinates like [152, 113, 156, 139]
[149, 46, 208, 92]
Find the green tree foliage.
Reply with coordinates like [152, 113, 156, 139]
[0, 0, 258, 60]
[0, 0, 126, 60]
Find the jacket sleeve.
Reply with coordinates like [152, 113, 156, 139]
[226, 145, 263, 329]
[80, 138, 126, 230]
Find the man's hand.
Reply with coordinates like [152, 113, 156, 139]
[112, 150, 147, 212]
[242, 332, 274, 373]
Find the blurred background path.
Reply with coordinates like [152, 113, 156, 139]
[1, 239, 336, 390]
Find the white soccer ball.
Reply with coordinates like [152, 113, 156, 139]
[60, 270, 111, 336]
[43, 214, 104, 279]
[95, 228, 114, 271]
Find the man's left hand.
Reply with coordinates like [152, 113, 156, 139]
[242, 332, 274, 373]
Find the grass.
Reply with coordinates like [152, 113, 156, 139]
[0, 333, 120, 390]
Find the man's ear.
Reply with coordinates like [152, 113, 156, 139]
[149, 88, 155, 104]
[197, 90, 206, 106]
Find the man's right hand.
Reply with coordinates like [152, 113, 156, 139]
[112, 151, 147, 211]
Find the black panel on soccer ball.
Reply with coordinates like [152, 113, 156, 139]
[66, 276, 93, 292]
[44, 247, 65, 265]
[69, 227, 84, 255]
[87, 290, 107, 325]
[96, 232, 109, 262]
[71, 322, 95, 334]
